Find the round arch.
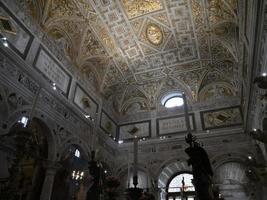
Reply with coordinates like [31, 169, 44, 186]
[51, 142, 90, 200]
[4, 106, 58, 160]
[58, 136, 91, 161]
[210, 153, 248, 170]
[210, 153, 251, 200]
[213, 161, 250, 200]
[155, 157, 189, 179]
[0, 111, 57, 199]
[213, 161, 248, 184]
[116, 163, 152, 190]
[120, 97, 148, 114]
[158, 88, 193, 109]
[198, 81, 235, 102]
[157, 159, 191, 200]
[166, 171, 195, 200]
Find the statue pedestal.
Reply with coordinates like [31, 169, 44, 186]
[125, 188, 143, 200]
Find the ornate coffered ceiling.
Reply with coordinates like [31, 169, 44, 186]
[27, 0, 241, 115]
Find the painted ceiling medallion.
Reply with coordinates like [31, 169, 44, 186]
[122, 0, 163, 19]
[146, 24, 163, 46]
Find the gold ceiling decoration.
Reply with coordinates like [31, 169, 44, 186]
[25, 0, 241, 115]
[121, 0, 163, 19]
[146, 23, 163, 46]
[213, 26, 229, 36]
[0, 16, 16, 35]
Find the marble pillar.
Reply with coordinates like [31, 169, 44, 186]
[40, 161, 60, 200]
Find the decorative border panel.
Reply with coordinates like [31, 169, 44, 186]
[156, 114, 195, 136]
[119, 120, 151, 142]
[33, 45, 72, 96]
[0, 2, 34, 59]
[200, 106, 243, 130]
[100, 110, 118, 138]
[73, 83, 98, 117]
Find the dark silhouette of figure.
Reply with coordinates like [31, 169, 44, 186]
[181, 177, 185, 192]
[87, 151, 101, 200]
[185, 134, 214, 200]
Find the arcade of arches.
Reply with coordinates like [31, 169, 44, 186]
[0, 0, 267, 200]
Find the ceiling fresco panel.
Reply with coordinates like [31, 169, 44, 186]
[26, 0, 241, 115]
[200, 106, 242, 130]
[121, 0, 163, 19]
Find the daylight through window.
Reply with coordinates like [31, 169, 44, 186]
[162, 93, 184, 108]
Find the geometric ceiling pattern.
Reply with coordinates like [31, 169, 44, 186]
[27, 0, 240, 115]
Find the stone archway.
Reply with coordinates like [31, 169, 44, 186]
[157, 159, 191, 200]
[51, 144, 90, 200]
[0, 117, 54, 200]
[213, 161, 249, 200]
[117, 165, 152, 191]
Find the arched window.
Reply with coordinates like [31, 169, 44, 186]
[167, 173, 195, 200]
[18, 116, 29, 127]
[161, 93, 184, 108]
[74, 149, 80, 158]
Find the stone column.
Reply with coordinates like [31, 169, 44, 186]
[27, 164, 43, 200]
[133, 136, 138, 188]
[40, 161, 60, 200]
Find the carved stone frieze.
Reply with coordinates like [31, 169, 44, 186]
[0, 51, 39, 95]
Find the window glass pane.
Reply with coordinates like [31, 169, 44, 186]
[164, 97, 184, 108]
[168, 173, 194, 193]
[161, 93, 184, 108]
[74, 149, 80, 158]
[18, 116, 29, 127]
